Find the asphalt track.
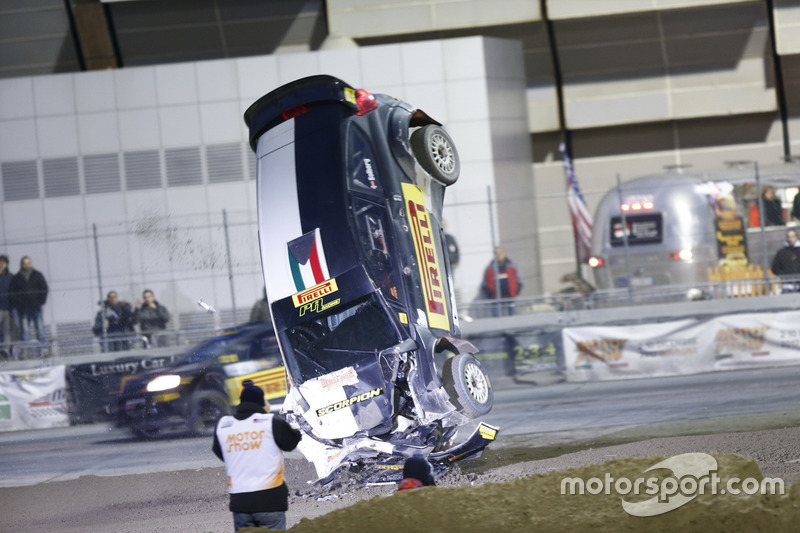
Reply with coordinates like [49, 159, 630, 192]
[2, 365, 800, 488]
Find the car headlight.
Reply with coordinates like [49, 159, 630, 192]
[146, 374, 181, 392]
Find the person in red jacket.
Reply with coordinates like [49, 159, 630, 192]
[481, 247, 522, 316]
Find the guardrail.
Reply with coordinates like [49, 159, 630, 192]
[3, 275, 799, 364]
[0, 328, 216, 363]
[461, 272, 800, 320]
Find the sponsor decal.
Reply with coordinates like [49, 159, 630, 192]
[235, 367, 287, 400]
[401, 183, 449, 331]
[85, 357, 169, 377]
[320, 367, 359, 391]
[714, 327, 768, 355]
[575, 338, 628, 364]
[479, 423, 497, 440]
[363, 158, 378, 189]
[218, 354, 239, 363]
[344, 87, 356, 104]
[398, 312, 408, 324]
[299, 297, 341, 317]
[225, 429, 266, 453]
[287, 228, 330, 292]
[292, 278, 339, 308]
[316, 387, 383, 417]
[27, 390, 67, 419]
[637, 338, 697, 357]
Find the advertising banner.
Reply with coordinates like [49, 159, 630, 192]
[0, 365, 69, 431]
[66, 355, 175, 423]
[563, 311, 800, 381]
[468, 330, 562, 378]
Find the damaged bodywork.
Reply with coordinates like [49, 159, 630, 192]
[244, 75, 497, 483]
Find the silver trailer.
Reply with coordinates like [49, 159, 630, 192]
[588, 173, 748, 290]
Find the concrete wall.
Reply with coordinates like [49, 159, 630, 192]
[0, 36, 535, 331]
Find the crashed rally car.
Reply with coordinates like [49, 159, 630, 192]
[244, 75, 497, 483]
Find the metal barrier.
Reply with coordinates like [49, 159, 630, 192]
[0, 327, 220, 363]
[460, 273, 800, 321]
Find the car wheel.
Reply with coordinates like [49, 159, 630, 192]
[188, 391, 231, 436]
[442, 353, 493, 418]
[410, 125, 460, 185]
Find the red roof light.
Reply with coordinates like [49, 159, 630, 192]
[281, 105, 307, 121]
[355, 89, 377, 115]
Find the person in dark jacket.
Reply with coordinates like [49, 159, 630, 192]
[0, 255, 13, 347]
[397, 455, 436, 492]
[771, 229, 800, 292]
[93, 291, 135, 351]
[133, 289, 170, 346]
[480, 246, 522, 316]
[213, 384, 302, 531]
[8, 256, 48, 344]
[762, 186, 785, 226]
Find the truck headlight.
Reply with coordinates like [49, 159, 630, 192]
[146, 374, 181, 392]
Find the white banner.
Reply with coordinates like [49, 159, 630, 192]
[563, 311, 800, 382]
[0, 365, 69, 431]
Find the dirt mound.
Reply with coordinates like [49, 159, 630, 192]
[285, 454, 799, 533]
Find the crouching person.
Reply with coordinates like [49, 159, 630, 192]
[213, 384, 302, 531]
[397, 456, 436, 491]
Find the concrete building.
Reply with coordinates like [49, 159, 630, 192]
[0, 0, 798, 335]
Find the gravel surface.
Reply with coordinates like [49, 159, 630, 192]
[3, 426, 800, 532]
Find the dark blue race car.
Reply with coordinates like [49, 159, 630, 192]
[115, 322, 285, 438]
[244, 75, 496, 482]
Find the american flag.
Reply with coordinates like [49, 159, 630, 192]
[560, 143, 593, 263]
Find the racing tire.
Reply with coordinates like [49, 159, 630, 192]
[442, 353, 493, 418]
[410, 125, 460, 186]
[188, 391, 231, 436]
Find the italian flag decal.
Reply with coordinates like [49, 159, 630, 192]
[288, 228, 330, 292]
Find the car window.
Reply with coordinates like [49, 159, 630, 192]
[352, 198, 402, 301]
[284, 294, 400, 381]
[179, 329, 257, 365]
[251, 333, 282, 365]
[347, 126, 383, 196]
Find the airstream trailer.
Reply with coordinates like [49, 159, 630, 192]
[588, 173, 748, 290]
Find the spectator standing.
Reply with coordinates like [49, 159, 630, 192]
[134, 289, 170, 346]
[8, 256, 48, 344]
[249, 287, 271, 323]
[93, 291, 135, 351]
[0, 255, 13, 348]
[480, 246, 522, 316]
[762, 186, 785, 226]
[792, 190, 800, 222]
[212, 384, 302, 531]
[771, 229, 800, 293]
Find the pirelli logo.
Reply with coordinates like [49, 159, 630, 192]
[401, 182, 449, 331]
[316, 387, 383, 417]
[292, 279, 339, 308]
